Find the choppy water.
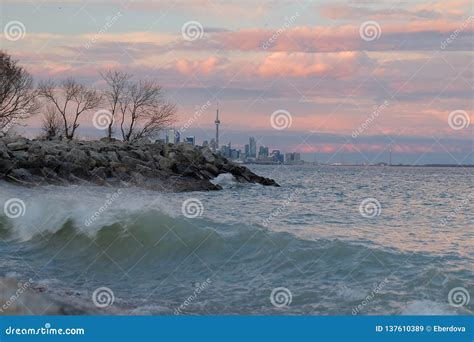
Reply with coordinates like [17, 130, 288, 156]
[0, 165, 472, 315]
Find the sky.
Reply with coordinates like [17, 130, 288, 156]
[0, 0, 473, 164]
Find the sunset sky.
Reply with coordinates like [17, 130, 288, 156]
[1, 0, 473, 164]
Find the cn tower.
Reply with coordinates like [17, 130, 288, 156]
[214, 104, 220, 152]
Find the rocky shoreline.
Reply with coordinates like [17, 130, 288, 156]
[0, 137, 279, 191]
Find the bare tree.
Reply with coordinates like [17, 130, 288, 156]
[0, 51, 39, 133]
[38, 78, 102, 140]
[100, 70, 130, 139]
[41, 105, 63, 140]
[118, 78, 176, 142]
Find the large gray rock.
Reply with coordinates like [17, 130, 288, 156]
[0, 137, 280, 191]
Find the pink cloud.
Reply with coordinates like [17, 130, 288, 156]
[174, 56, 228, 76]
[257, 51, 371, 78]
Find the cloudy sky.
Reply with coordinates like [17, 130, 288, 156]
[1, 0, 473, 164]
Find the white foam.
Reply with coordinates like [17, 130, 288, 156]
[210, 173, 236, 188]
[0, 182, 179, 241]
[400, 300, 457, 315]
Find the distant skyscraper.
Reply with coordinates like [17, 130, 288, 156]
[258, 146, 269, 159]
[184, 136, 195, 146]
[166, 129, 180, 144]
[249, 137, 257, 158]
[214, 104, 220, 152]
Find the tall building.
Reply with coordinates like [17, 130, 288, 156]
[258, 146, 269, 159]
[285, 152, 301, 164]
[270, 150, 284, 163]
[166, 129, 180, 144]
[249, 137, 257, 158]
[214, 105, 220, 152]
[184, 136, 195, 146]
[210, 138, 216, 151]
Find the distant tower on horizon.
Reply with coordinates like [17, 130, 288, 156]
[214, 103, 220, 152]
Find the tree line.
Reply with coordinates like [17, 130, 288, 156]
[0, 51, 177, 141]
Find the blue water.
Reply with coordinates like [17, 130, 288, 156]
[0, 165, 472, 315]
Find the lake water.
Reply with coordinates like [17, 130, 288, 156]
[0, 165, 472, 315]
